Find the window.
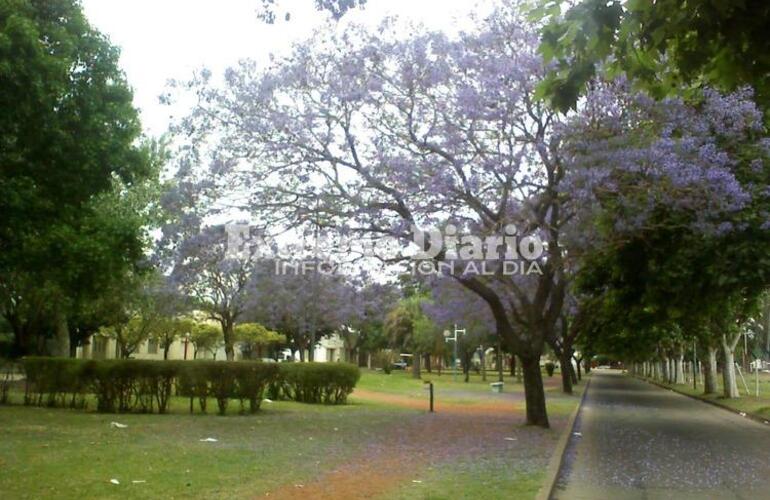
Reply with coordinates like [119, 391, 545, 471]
[327, 348, 335, 362]
[147, 339, 158, 355]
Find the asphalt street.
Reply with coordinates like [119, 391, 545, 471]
[553, 371, 770, 500]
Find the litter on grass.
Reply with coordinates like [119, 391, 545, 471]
[110, 479, 120, 485]
[199, 437, 219, 442]
[110, 422, 128, 429]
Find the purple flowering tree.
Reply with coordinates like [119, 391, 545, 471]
[561, 81, 770, 398]
[339, 279, 400, 366]
[247, 258, 357, 361]
[172, 4, 569, 427]
[164, 224, 259, 361]
[424, 279, 497, 382]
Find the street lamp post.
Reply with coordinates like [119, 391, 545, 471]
[443, 324, 466, 382]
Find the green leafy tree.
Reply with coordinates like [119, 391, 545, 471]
[0, 0, 153, 357]
[152, 317, 194, 360]
[383, 295, 443, 379]
[189, 322, 222, 359]
[534, 0, 770, 111]
[234, 322, 285, 360]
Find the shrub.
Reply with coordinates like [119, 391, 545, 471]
[372, 350, 396, 373]
[22, 358, 185, 414]
[177, 361, 211, 413]
[22, 357, 88, 408]
[233, 362, 279, 413]
[277, 363, 360, 404]
[545, 361, 555, 377]
[205, 362, 238, 415]
[20, 358, 351, 414]
[0, 359, 19, 405]
[177, 361, 279, 414]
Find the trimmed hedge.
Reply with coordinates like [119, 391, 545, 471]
[271, 363, 360, 404]
[177, 361, 279, 415]
[0, 359, 19, 405]
[87, 360, 184, 413]
[22, 357, 89, 409]
[20, 358, 359, 413]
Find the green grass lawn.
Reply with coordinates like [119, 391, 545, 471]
[356, 367, 572, 395]
[0, 368, 587, 499]
[388, 464, 544, 500]
[641, 371, 770, 420]
[356, 368, 523, 397]
[0, 401, 396, 499]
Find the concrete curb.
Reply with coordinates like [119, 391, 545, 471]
[535, 375, 592, 500]
[634, 375, 770, 428]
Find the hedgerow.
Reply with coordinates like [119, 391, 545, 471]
[20, 358, 358, 413]
[271, 363, 360, 404]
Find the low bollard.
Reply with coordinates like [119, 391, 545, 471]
[424, 380, 434, 412]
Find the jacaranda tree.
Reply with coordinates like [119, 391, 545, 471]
[561, 80, 770, 398]
[171, 3, 571, 427]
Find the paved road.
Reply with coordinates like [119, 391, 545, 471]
[553, 371, 770, 500]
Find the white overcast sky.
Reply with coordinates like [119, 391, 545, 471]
[81, 0, 496, 137]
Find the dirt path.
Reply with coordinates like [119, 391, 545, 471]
[349, 388, 523, 415]
[264, 385, 559, 499]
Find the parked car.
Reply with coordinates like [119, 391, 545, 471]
[391, 361, 408, 370]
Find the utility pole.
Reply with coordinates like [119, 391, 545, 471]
[444, 324, 465, 382]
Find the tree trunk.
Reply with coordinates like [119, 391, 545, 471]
[223, 319, 235, 361]
[510, 355, 516, 377]
[51, 307, 70, 357]
[661, 356, 669, 383]
[307, 338, 315, 361]
[461, 351, 471, 383]
[575, 356, 582, 381]
[357, 350, 367, 367]
[569, 360, 578, 385]
[675, 354, 686, 385]
[163, 343, 171, 360]
[480, 349, 486, 382]
[411, 353, 421, 379]
[521, 355, 549, 428]
[560, 350, 573, 394]
[497, 340, 504, 382]
[424, 353, 432, 373]
[722, 333, 740, 398]
[584, 358, 591, 374]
